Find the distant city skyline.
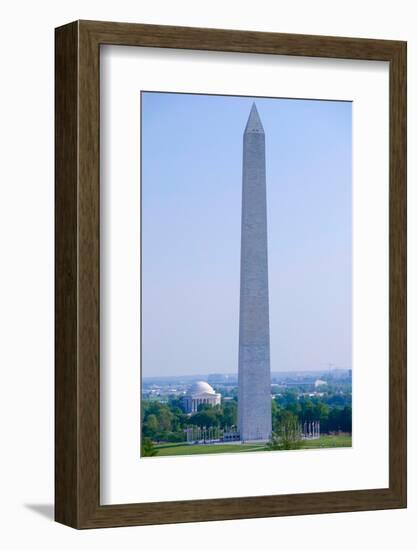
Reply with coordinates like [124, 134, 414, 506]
[142, 92, 352, 377]
[142, 367, 352, 383]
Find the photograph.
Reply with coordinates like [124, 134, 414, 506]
[140, 91, 352, 458]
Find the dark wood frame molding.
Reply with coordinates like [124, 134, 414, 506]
[55, 20, 407, 529]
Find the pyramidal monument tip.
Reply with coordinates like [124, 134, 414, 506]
[244, 102, 264, 134]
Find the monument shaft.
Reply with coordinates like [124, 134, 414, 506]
[238, 104, 272, 442]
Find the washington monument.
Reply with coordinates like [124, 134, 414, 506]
[237, 103, 272, 442]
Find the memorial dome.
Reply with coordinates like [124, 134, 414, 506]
[183, 381, 221, 413]
[187, 381, 215, 396]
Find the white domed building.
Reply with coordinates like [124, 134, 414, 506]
[182, 381, 221, 414]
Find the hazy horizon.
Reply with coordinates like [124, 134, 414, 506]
[141, 92, 352, 378]
[142, 367, 352, 382]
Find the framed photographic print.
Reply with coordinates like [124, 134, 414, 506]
[55, 20, 407, 528]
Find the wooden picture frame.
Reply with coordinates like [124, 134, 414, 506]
[55, 20, 407, 529]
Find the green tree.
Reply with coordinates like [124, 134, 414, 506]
[268, 411, 302, 451]
[158, 407, 174, 432]
[286, 401, 302, 418]
[221, 401, 237, 428]
[300, 399, 314, 422]
[189, 406, 222, 427]
[339, 405, 352, 432]
[141, 437, 158, 457]
[143, 414, 159, 439]
[314, 401, 330, 423]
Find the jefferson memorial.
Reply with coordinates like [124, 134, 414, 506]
[182, 381, 221, 414]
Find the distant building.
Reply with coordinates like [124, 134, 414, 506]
[314, 379, 327, 388]
[182, 381, 221, 414]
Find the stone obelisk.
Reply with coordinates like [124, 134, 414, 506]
[238, 103, 272, 442]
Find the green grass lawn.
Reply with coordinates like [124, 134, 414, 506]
[300, 434, 352, 449]
[153, 435, 351, 457]
[154, 443, 265, 456]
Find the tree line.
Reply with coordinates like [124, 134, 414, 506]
[141, 389, 351, 445]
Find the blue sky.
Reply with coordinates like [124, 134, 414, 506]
[141, 92, 352, 377]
